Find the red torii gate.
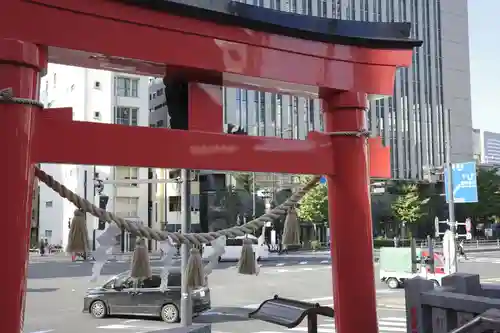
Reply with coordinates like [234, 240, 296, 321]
[0, 1, 420, 333]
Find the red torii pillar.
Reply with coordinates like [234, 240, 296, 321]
[0, 2, 418, 333]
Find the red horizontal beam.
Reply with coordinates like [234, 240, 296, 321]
[0, 0, 409, 95]
[33, 115, 334, 175]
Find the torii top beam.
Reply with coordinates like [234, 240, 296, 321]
[0, 0, 420, 97]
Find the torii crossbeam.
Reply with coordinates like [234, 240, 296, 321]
[0, 1, 421, 333]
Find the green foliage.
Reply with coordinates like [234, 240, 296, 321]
[232, 172, 258, 192]
[297, 176, 328, 223]
[464, 167, 500, 221]
[391, 184, 427, 225]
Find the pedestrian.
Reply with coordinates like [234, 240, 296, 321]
[44, 239, 50, 254]
[39, 241, 45, 256]
[458, 240, 467, 260]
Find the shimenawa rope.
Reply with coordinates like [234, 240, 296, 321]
[35, 167, 320, 246]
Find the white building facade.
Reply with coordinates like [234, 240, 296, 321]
[38, 64, 153, 250]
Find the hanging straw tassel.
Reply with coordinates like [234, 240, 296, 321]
[282, 207, 301, 246]
[185, 247, 204, 289]
[66, 209, 89, 253]
[130, 238, 152, 280]
[238, 238, 257, 275]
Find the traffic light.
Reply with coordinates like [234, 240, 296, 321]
[163, 76, 189, 130]
[97, 195, 109, 230]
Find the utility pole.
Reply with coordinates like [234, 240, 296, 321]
[252, 172, 256, 218]
[180, 168, 192, 326]
[444, 108, 457, 273]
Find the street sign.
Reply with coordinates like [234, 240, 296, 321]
[444, 161, 478, 203]
[320, 176, 327, 184]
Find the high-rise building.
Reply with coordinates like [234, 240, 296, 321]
[148, 0, 473, 231]
[221, 0, 472, 180]
[38, 64, 154, 250]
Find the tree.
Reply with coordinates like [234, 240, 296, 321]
[463, 167, 500, 222]
[232, 172, 257, 192]
[297, 176, 328, 223]
[391, 184, 428, 235]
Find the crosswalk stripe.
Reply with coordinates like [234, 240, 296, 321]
[384, 317, 407, 322]
[378, 321, 406, 326]
[290, 327, 330, 332]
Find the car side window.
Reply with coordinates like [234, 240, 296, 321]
[113, 274, 130, 288]
[121, 277, 135, 289]
[167, 273, 182, 287]
[141, 275, 162, 289]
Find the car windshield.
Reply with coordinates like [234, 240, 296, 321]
[102, 273, 130, 289]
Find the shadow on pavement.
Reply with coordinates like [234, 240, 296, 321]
[196, 307, 252, 323]
[27, 257, 331, 279]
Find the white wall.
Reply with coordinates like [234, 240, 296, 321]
[38, 65, 153, 249]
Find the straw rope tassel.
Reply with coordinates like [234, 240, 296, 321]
[185, 247, 204, 288]
[238, 238, 257, 275]
[130, 238, 152, 280]
[282, 207, 301, 246]
[66, 209, 89, 253]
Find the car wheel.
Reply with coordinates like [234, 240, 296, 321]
[90, 300, 107, 319]
[161, 303, 180, 323]
[430, 279, 440, 287]
[386, 278, 400, 289]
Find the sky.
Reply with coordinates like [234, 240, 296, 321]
[469, 1, 500, 133]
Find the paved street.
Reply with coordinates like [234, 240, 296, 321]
[24, 251, 500, 333]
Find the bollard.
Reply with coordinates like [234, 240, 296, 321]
[405, 277, 434, 333]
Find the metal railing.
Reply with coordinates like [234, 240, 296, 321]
[406, 273, 500, 333]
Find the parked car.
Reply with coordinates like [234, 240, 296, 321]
[202, 234, 269, 261]
[83, 267, 210, 323]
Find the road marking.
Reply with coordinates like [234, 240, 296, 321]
[97, 324, 134, 329]
[384, 317, 406, 322]
[300, 267, 314, 271]
[276, 263, 285, 266]
[243, 290, 398, 309]
[28, 330, 55, 333]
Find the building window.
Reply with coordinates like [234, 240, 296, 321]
[44, 230, 52, 238]
[115, 197, 139, 218]
[94, 81, 101, 90]
[115, 77, 139, 97]
[115, 167, 139, 187]
[168, 169, 181, 179]
[45, 201, 53, 208]
[169, 196, 181, 212]
[114, 107, 138, 126]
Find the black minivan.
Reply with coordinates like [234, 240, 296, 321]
[83, 267, 211, 323]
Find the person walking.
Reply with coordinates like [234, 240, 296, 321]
[458, 240, 467, 260]
[39, 240, 45, 256]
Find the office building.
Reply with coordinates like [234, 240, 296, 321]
[149, 0, 473, 231]
[222, 0, 472, 180]
[482, 131, 500, 166]
[472, 128, 481, 163]
[38, 64, 154, 250]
